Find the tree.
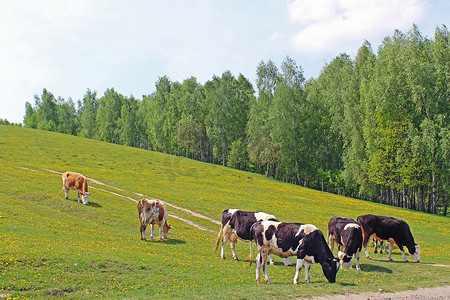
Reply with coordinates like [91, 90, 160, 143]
[269, 56, 307, 184]
[204, 71, 251, 166]
[248, 60, 280, 176]
[24, 102, 37, 129]
[56, 97, 79, 135]
[96, 88, 123, 143]
[79, 89, 98, 139]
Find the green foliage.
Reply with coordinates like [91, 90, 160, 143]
[21, 25, 449, 215]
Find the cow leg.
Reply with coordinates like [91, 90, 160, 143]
[150, 224, 154, 240]
[255, 252, 262, 284]
[293, 258, 304, 284]
[387, 240, 395, 261]
[64, 187, 69, 200]
[260, 249, 271, 284]
[399, 246, 408, 262]
[304, 261, 311, 283]
[220, 226, 232, 259]
[229, 234, 239, 260]
[268, 254, 275, 265]
[381, 241, 386, 254]
[140, 224, 147, 240]
[282, 256, 293, 266]
[355, 250, 361, 271]
[328, 234, 335, 251]
[159, 224, 164, 240]
[363, 234, 372, 259]
[76, 191, 81, 203]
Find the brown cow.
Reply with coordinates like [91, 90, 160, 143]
[62, 171, 91, 205]
[137, 199, 172, 240]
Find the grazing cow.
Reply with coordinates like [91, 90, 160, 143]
[250, 221, 339, 284]
[214, 209, 291, 266]
[327, 217, 362, 270]
[62, 171, 91, 205]
[137, 199, 172, 240]
[357, 214, 420, 262]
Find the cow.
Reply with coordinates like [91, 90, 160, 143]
[62, 171, 91, 205]
[214, 209, 291, 266]
[250, 221, 340, 284]
[137, 198, 172, 241]
[327, 217, 362, 271]
[357, 214, 420, 262]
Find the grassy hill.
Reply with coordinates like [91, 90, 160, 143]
[0, 125, 448, 299]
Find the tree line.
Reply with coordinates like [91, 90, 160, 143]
[22, 25, 449, 216]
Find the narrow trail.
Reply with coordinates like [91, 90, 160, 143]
[21, 167, 217, 233]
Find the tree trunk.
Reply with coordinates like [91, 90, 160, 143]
[444, 187, 448, 217]
[432, 171, 437, 214]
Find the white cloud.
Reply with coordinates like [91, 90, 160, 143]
[288, 0, 427, 54]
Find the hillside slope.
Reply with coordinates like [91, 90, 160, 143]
[0, 125, 448, 299]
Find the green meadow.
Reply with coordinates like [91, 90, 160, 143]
[0, 125, 449, 299]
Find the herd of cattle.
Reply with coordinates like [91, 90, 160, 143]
[62, 171, 421, 285]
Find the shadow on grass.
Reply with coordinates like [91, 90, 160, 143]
[360, 263, 392, 273]
[143, 238, 186, 245]
[65, 198, 102, 208]
[86, 201, 102, 208]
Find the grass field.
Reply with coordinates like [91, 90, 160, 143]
[0, 125, 449, 299]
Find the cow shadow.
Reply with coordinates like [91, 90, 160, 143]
[359, 263, 392, 273]
[143, 238, 186, 245]
[64, 198, 102, 208]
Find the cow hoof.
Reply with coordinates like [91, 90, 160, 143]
[388, 258, 393, 262]
[367, 256, 372, 260]
[269, 262, 275, 266]
[233, 257, 239, 261]
[403, 260, 409, 263]
[220, 256, 225, 260]
[356, 267, 361, 271]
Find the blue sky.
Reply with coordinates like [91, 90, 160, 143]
[1, 0, 449, 124]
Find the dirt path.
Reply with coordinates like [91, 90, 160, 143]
[27, 167, 218, 233]
[301, 285, 450, 300]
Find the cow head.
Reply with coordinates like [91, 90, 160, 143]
[82, 192, 91, 205]
[163, 222, 172, 239]
[321, 257, 339, 283]
[409, 244, 420, 262]
[338, 251, 352, 269]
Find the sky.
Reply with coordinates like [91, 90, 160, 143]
[1, 0, 449, 124]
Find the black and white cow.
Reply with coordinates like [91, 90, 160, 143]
[357, 214, 420, 262]
[214, 209, 291, 266]
[327, 217, 362, 271]
[250, 221, 340, 284]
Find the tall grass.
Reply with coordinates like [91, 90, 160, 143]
[0, 125, 448, 299]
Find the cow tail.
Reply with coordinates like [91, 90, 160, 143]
[137, 200, 143, 224]
[214, 224, 223, 252]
